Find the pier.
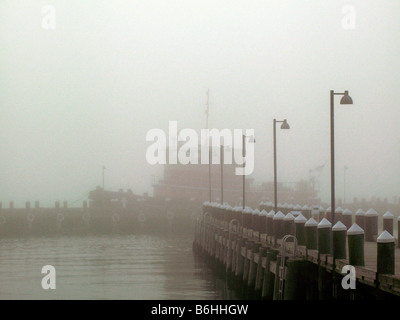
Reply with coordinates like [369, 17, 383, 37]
[192, 202, 400, 300]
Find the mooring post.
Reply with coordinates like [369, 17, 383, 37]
[260, 209, 267, 234]
[242, 241, 253, 298]
[342, 208, 352, 229]
[398, 216, 400, 248]
[318, 206, 324, 222]
[273, 211, 285, 244]
[347, 223, 365, 266]
[355, 208, 365, 230]
[283, 212, 295, 236]
[305, 218, 318, 250]
[332, 221, 347, 260]
[234, 238, 245, 291]
[266, 210, 274, 237]
[318, 218, 332, 254]
[377, 231, 395, 275]
[382, 211, 394, 235]
[294, 213, 307, 246]
[335, 207, 343, 223]
[254, 246, 267, 299]
[365, 208, 378, 241]
[325, 206, 332, 222]
[301, 205, 311, 219]
[261, 249, 278, 300]
[247, 242, 261, 299]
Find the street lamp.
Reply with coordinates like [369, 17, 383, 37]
[273, 119, 290, 213]
[242, 134, 255, 209]
[330, 90, 353, 224]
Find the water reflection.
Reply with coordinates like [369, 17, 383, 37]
[0, 233, 234, 300]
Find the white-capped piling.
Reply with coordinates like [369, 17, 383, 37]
[273, 211, 285, 240]
[295, 214, 307, 246]
[301, 205, 311, 219]
[259, 209, 268, 234]
[398, 216, 400, 248]
[305, 218, 318, 250]
[318, 218, 332, 254]
[325, 206, 332, 222]
[335, 207, 343, 223]
[283, 212, 295, 236]
[291, 210, 301, 218]
[347, 224, 364, 266]
[293, 204, 302, 212]
[252, 208, 260, 232]
[332, 221, 347, 260]
[266, 210, 274, 236]
[342, 208, 352, 229]
[318, 206, 324, 221]
[355, 208, 365, 230]
[382, 211, 394, 235]
[377, 231, 395, 275]
[311, 205, 319, 221]
[365, 208, 378, 241]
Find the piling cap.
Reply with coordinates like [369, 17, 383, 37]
[347, 223, 364, 235]
[295, 213, 307, 224]
[365, 208, 378, 216]
[294, 204, 302, 210]
[342, 208, 352, 215]
[318, 218, 332, 229]
[291, 211, 301, 217]
[252, 208, 261, 215]
[326, 206, 332, 212]
[332, 221, 347, 231]
[273, 211, 285, 220]
[284, 213, 295, 221]
[260, 209, 268, 216]
[302, 205, 310, 210]
[383, 211, 394, 219]
[377, 230, 395, 243]
[319, 206, 324, 211]
[335, 207, 343, 213]
[244, 207, 253, 214]
[305, 218, 318, 227]
[267, 210, 275, 217]
[355, 208, 365, 216]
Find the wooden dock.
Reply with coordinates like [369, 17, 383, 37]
[192, 203, 400, 300]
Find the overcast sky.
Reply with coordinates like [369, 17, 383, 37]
[1, 0, 400, 206]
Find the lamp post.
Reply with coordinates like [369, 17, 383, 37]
[273, 119, 290, 213]
[102, 165, 105, 190]
[242, 134, 255, 209]
[344, 165, 348, 206]
[330, 90, 353, 224]
[220, 144, 224, 204]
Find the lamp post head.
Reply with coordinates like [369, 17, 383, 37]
[340, 91, 353, 104]
[280, 119, 290, 130]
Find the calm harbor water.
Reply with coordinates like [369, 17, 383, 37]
[0, 232, 233, 299]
